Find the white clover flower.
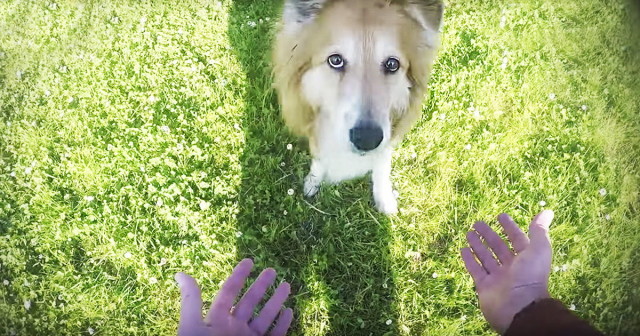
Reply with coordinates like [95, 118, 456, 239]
[461, 314, 467, 321]
[283, 210, 288, 215]
[9, 171, 15, 177]
[149, 277, 158, 285]
[404, 251, 421, 262]
[25, 167, 32, 174]
[160, 125, 170, 133]
[553, 265, 560, 272]
[432, 272, 438, 278]
[236, 231, 243, 238]
[247, 21, 257, 28]
[159, 258, 167, 266]
[385, 319, 392, 325]
[48, 2, 58, 10]
[464, 144, 472, 150]
[280, 162, 285, 167]
[501, 57, 508, 69]
[539, 200, 546, 207]
[199, 201, 210, 211]
[16, 70, 23, 79]
[569, 303, 576, 311]
[88, 327, 95, 335]
[59, 65, 68, 73]
[599, 188, 607, 196]
[581, 105, 587, 111]
[605, 214, 611, 221]
[262, 225, 268, 233]
[561, 264, 568, 272]
[24, 300, 31, 310]
[549, 93, 556, 100]
[67, 97, 74, 103]
[44, 90, 51, 96]
[286, 143, 293, 150]
[499, 16, 506, 28]
[111, 16, 120, 24]
[287, 188, 294, 196]
[124, 252, 132, 259]
[84, 196, 94, 202]
[3, 280, 9, 285]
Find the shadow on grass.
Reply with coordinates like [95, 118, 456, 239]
[227, 1, 398, 334]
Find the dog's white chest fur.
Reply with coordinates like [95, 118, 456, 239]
[303, 120, 398, 214]
[321, 150, 379, 183]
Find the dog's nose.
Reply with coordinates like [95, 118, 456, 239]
[349, 121, 383, 151]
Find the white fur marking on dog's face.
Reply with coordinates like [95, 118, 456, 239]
[300, 3, 413, 154]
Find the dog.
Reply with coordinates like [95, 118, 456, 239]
[272, 0, 443, 214]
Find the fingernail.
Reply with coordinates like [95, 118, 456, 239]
[174, 273, 184, 287]
[540, 209, 555, 221]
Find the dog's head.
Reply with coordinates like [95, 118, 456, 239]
[273, 0, 443, 153]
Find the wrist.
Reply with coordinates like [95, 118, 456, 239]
[501, 286, 551, 333]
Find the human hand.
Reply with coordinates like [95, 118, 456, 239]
[461, 210, 554, 333]
[176, 259, 293, 336]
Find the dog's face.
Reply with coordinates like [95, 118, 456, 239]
[273, 0, 443, 153]
[300, 3, 412, 152]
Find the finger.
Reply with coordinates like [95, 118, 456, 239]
[250, 282, 291, 334]
[175, 272, 204, 328]
[497, 213, 529, 253]
[233, 268, 277, 322]
[466, 230, 500, 273]
[528, 210, 554, 250]
[269, 308, 294, 336]
[473, 221, 513, 264]
[460, 247, 487, 285]
[208, 258, 254, 320]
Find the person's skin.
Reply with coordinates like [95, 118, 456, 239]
[461, 210, 554, 333]
[176, 258, 293, 336]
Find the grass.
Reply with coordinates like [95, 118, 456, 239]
[1, 0, 639, 335]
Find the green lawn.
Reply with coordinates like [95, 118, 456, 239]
[1, 0, 639, 335]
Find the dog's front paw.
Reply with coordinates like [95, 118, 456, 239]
[303, 174, 321, 197]
[374, 189, 398, 215]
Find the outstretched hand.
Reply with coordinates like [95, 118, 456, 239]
[461, 210, 554, 333]
[176, 259, 293, 336]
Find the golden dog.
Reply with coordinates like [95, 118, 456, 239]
[273, 0, 443, 214]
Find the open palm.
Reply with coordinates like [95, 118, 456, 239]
[461, 210, 554, 333]
[176, 259, 293, 336]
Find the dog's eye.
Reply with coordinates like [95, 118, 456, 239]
[384, 57, 400, 73]
[327, 54, 345, 70]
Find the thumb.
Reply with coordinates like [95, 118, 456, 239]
[528, 210, 554, 250]
[175, 272, 204, 329]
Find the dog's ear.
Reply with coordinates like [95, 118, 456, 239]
[403, 0, 444, 48]
[282, 0, 330, 26]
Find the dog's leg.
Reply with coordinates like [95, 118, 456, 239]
[304, 159, 324, 197]
[372, 150, 398, 215]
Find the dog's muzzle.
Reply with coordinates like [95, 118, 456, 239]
[349, 120, 383, 152]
